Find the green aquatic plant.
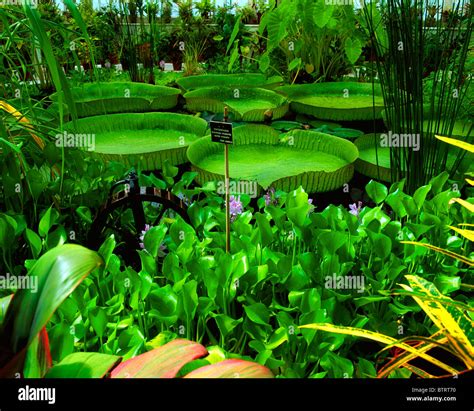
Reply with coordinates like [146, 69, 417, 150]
[183, 87, 289, 122]
[51, 82, 181, 118]
[187, 124, 358, 192]
[176, 73, 284, 92]
[63, 112, 208, 170]
[276, 82, 384, 121]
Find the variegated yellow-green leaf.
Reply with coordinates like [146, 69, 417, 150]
[435, 135, 474, 153]
[393, 290, 474, 312]
[449, 198, 474, 213]
[403, 363, 436, 378]
[448, 226, 474, 242]
[299, 323, 458, 375]
[466, 178, 474, 186]
[401, 275, 474, 368]
[0, 100, 45, 149]
[377, 332, 449, 378]
[400, 241, 474, 266]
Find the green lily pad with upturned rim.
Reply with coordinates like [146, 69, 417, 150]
[51, 82, 180, 118]
[186, 124, 359, 193]
[277, 82, 384, 121]
[63, 112, 208, 170]
[354, 133, 392, 182]
[355, 132, 474, 183]
[176, 73, 284, 92]
[183, 87, 289, 122]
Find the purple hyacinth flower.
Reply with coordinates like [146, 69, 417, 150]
[139, 224, 152, 249]
[229, 195, 243, 221]
[349, 201, 363, 217]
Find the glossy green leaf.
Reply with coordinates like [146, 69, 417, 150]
[255, 212, 274, 247]
[0, 295, 13, 326]
[144, 225, 168, 259]
[211, 314, 242, 338]
[88, 307, 108, 338]
[25, 228, 42, 260]
[38, 206, 57, 237]
[366, 180, 388, 204]
[1, 245, 103, 354]
[0, 214, 17, 249]
[45, 352, 121, 378]
[413, 184, 431, 210]
[149, 286, 178, 317]
[244, 303, 270, 326]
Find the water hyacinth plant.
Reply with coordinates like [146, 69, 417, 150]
[0, 0, 473, 407]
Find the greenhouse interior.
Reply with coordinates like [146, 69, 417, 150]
[0, 0, 473, 392]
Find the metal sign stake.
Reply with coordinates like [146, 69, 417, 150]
[224, 106, 231, 253]
[209, 106, 233, 253]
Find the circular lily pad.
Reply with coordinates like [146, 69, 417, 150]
[51, 82, 180, 118]
[64, 112, 208, 170]
[354, 134, 392, 182]
[277, 82, 384, 121]
[382, 107, 473, 139]
[422, 119, 473, 138]
[355, 132, 474, 182]
[183, 87, 289, 122]
[187, 124, 358, 193]
[176, 73, 284, 92]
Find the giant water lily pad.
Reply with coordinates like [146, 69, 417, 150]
[354, 134, 392, 182]
[52, 82, 180, 118]
[187, 124, 358, 193]
[383, 105, 473, 138]
[355, 133, 474, 182]
[183, 87, 289, 122]
[277, 82, 384, 121]
[176, 73, 284, 92]
[421, 119, 473, 138]
[64, 112, 208, 170]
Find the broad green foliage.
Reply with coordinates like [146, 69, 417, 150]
[176, 73, 284, 92]
[51, 82, 181, 118]
[64, 112, 208, 170]
[355, 134, 474, 183]
[276, 82, 384, 121]
[187, 124, 358, 192]
[183, 87, 289, 122]
[0, 170, 471, 378]
[0, 0, 472, 381]
[259, 0, 365, 81]
[0, 244, 102, 377]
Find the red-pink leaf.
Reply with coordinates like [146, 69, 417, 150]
[183, 359, 274, 378]
[110, 339, 207, 378]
